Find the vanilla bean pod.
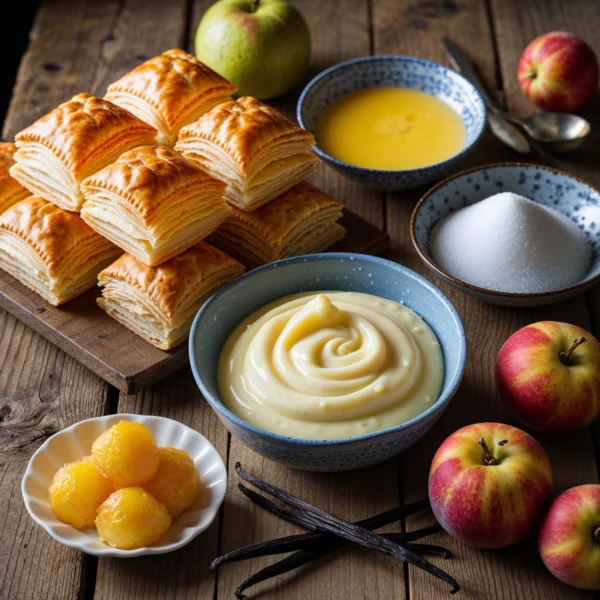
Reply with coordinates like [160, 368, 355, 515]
[233, 530, 452, 600]
[211, 497, 430, 570]
[235, 464, 459, 594]
[238, 483, 442, 545]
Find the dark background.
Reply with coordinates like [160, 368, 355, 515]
[0, 1, 40, 132]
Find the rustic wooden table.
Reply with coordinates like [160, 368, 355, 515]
[1, 1, 599, 599]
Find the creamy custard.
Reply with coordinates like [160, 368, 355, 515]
[218, 292, 444, 440]
[315, 87, 466, 170]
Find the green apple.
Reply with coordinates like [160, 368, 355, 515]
[195, 0, 311, 100]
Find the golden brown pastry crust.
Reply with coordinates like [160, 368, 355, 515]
[209, 181, 345, 266]
[0, 142, 30, 214]
[0, 195, 118, 277]
[176, 96, 315, 176]
[81, 145, 225, 225]
[99, 242, 243, 320]
[14, 93, 157, 180]
[105, 49, 237, 146]
[80, 145, 229, 266]
[225, 181, 343, 248]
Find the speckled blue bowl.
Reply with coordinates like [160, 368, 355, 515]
[189, 253, 466, 472]
[411, 163, 600, 307]
[297, 55, 486, 192]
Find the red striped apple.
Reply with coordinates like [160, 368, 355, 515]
[517, 32, 599, 112]
[429, 423, 553, 549]
[538, 484, 600, 590]
[496, 321, 600, 433]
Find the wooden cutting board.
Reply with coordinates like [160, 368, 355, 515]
[0, 209, 389, 393]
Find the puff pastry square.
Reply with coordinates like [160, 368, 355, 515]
[98, 242, 244, 350]
[0, 196, 121, 305]
[209, 181, 345, 266]
[175, 97, 319, 211]
[10, 93, 157, 212]
[105, 49, 238, 147]
[81, 145, 228, 267]
[0, 142, 30, 214]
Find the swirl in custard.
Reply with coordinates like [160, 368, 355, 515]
[218, 292, 444, 440]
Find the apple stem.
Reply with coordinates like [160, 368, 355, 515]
[250, 0, 259, 12]
[594, 527, 600, 543]
[479, 438, 497, 465]
[559, 337, 587, 365]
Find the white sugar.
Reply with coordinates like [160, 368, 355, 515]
[430, 192, 591, 293]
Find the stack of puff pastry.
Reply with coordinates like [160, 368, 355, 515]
[174, 97, 346, 267]
[0, 48, 345, 351]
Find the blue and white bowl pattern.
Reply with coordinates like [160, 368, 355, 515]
[297, 55, 486, 192]
[189, 253, 466, 472]
[412, 163, 600, 307]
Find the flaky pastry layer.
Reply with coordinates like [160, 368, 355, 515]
[11, 93, 157, 211]
[0, 196, 121, 305]
[0, 142, 30, 214]
[98, 242, 244, 349]
[175, 97, 318, 211]
[209, 181, 346, 266]
[105, 49, 237, 147]
[81, 145, 229, 266]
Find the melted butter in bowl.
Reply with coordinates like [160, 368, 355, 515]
[218, 291, 444, 440]
[315, 88, 466, 171]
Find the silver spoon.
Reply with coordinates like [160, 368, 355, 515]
[443, 38, 591, 154]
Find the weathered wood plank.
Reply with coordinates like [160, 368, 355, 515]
[214, 1, 401, 599]
[373, 1, 599, 598]
[0, 2, 119, 599]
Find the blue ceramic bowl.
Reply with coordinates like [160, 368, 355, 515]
[411, 163, 600, 307]
[189, 253, 466, 472]
[297, 55, 486, 192]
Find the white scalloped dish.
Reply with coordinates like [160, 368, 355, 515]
[21, 413, 227, 557]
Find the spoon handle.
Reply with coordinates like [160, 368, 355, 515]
[442, 38, 531, 155]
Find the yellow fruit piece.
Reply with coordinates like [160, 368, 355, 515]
[95, 488, 171, 550]
[48, 456, 115, 529]
[92, 421, 159, 486]
[143, 447, 201, 518]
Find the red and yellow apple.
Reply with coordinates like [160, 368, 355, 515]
[538, 484, 600, 590]
[517, 32, 599, 112]
[428, 422, 553, 549]
[496, 321, 600, 433]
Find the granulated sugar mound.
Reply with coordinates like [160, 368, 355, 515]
[430, 192, 591, 293]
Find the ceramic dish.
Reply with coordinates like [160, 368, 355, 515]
[21, 413, 227, 557]
[411, 163, 600, 307]
[297, 55, 486, 192]
[189, 253, 466, 472]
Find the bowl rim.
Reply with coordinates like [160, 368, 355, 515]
[21, 413, 227, 558]
[410, 161, 600, 300]
[296, 54, 487, 175]
[189, 252, 467, 447]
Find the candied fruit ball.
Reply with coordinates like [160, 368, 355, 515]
[143, 447, 201, 518]
[48, 456, 115, 529]
[92, 421, 159, 486]
[95, 487, 171, 549]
